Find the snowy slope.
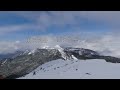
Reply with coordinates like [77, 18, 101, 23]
[19, 59, 120, 79]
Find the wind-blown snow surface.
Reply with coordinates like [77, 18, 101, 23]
[19, 59, 120, 79]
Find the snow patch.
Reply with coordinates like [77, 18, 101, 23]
[1, 59, 7, 66]
[55, 45, 68, 60]
[28, 49, 36, 55]
[42, 45, 50, 49]
[71, 55, 78, 60]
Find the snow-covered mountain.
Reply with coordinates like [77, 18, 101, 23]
[0, 45, 120, 79]
[19, 59, 120, 79]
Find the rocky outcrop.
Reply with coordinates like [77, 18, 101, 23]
[100, 56, 120, 63]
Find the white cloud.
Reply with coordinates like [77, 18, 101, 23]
[0, 24, 42, 35]
[0, 25, 26, 35]
[1, 33, 120, 58]
[0, 41, 19, 54]
[0, 40, 30, 54]
[26, 33, 120, 58]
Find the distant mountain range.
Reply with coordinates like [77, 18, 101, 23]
[0, 51, 24, 60]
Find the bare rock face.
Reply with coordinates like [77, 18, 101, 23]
[101, 56, 120, 63]
[0, 47, 120, 79]
[64, 47, 100, 59]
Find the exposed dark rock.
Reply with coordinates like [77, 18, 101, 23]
[33, 71, 36, 75]
[85, 73, 91, 75]
[101, 56, 120, 63]
[76, 69, 78, 71]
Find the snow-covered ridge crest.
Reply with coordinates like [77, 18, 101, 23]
[26, 45, 98, 60]
[54, 45, 68, 60]
[27, 44, 79, 60]
[54, 45, 78, 60]
[28, 49, 36, 55]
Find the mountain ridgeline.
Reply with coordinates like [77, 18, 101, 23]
[0, 46, 120, 79]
